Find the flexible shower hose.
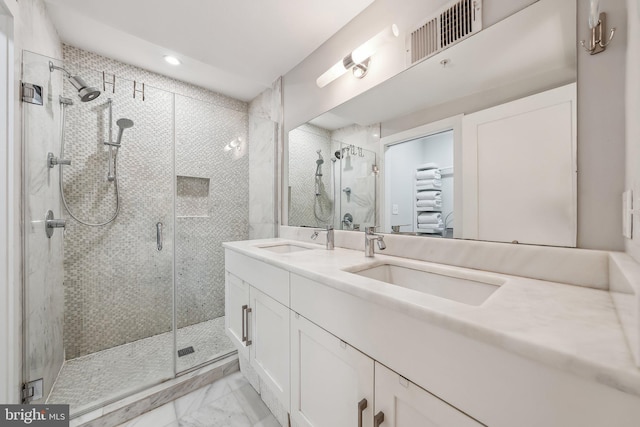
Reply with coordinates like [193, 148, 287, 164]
[59, 102, 120, 227]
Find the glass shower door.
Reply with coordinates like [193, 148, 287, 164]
[22, 51, 176, 415]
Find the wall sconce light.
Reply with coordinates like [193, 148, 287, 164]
[580, 0, 616, 55]
[224, 137, 242, 152]
[316, 24, 399, 88]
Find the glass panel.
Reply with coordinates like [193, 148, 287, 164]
[287, 124, 334, 228]
[287, 124, 379, 230]
[21, 50, 66, 407]
[22, 51, 175, 415]
[173, 94, 247, 373]
[335, 142, 377, 231]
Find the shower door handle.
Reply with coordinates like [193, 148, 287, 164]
[156, 222, 163, 251]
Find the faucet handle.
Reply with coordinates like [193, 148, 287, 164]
[365, 225, 381, 234]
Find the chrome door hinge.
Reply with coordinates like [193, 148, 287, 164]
[22, 82, 43, 105]
[21, 378, 43, 403]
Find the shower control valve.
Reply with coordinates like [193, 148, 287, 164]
[45, 210, 66, 238]
[47, 152, 71, 168]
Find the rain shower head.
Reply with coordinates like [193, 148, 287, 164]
[49, 61, 101, 102]
[69, 75, 101, 102]
[115, 118, 134, 146]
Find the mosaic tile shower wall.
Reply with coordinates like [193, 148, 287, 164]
[61, 45, 250, 358]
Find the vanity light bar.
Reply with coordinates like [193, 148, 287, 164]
[316, 24, 399, 88]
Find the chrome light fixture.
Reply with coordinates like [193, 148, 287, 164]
[316, 24, 399, 88]
[224, 137, 242, 152]
[580, 0, 616, 55]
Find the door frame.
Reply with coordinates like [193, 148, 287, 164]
[0, 0, 19, 404]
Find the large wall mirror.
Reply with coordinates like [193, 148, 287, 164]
[286, 0, 577, 247]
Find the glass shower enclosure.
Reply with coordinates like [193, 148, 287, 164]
[21, 50, 267, 416]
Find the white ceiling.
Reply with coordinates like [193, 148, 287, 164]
[44, 0, 375, 101]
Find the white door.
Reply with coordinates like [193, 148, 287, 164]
[291, 313, 374, 427]
[224, 271, 250, 359]
[249, 287, 290, 411]
[461, 83, 577, 247]
[375, 363, 484, 427]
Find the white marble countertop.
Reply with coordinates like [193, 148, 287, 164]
[223, 238, 640, 398]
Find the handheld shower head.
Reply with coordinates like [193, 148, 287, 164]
[115, 118, 134, 146]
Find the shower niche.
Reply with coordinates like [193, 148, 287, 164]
[21, 49, 268, 416]
[176, 175, 211, 217]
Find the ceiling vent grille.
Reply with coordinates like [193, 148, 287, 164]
[407, 0, 482, 66]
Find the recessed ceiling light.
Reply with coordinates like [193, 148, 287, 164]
[164, 55, 180, 66]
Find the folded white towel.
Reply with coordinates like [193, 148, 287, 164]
[417, 223, 444, 229]
[416, 179, 442, 190]
[417, 224, 444, 233]
[416, 169, 441, 180]
[416, 191, 441, 200]
[417, 213, 442, 224]
[416, 199, 442, 208]
[416, 162, 439, 171]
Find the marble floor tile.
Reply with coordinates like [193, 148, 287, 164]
[115, 372, 278, 427]
[253, 415, 281, 427]
[178, 393, 251, 427]
[233, 384, 271, 425]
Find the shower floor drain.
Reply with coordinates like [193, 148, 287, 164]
[177, 346, 195, 357]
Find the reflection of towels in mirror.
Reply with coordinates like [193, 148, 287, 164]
[417, 224, 444, 232]
[417, 212, 442, 224]
[416, 162, 439, 171]
[416, 199, 442, 208]
[416, 191, 441, 200]
[416, 179, 442, 190]
[416, 169, 441, 180]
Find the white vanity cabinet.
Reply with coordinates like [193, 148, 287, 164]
[290, 313, 374, 427]
[374, 363, 483, 427]
[225, 272, 251, 359]
[224, 250, 290, 411]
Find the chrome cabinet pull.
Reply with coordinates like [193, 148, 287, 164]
[241, 305, 252, 346]
[357, 398, 367, 427]
[241, 305, 248, 343]
[374, 411, 385, 427]
[156, 222, 163, 251]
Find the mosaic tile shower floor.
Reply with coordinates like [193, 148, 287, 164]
[48, 317, 234, 413]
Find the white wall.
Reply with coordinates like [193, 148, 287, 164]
[577, 0, 627, 251]
[625, 0, 640, 261]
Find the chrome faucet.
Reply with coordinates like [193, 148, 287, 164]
[364, 226, 386, 257]
[311, 224, 334, 250]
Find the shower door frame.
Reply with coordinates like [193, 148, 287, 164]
[0, 0, 19, 405]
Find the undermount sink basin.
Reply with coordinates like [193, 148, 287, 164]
[259, 243, 313, 254]
[349, 263, 502, 306]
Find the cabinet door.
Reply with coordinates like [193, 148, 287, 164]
[224, 272, 250, 359]
[375, 363, 484, 427]
[249, 287, 290, 412]
[291, 313, 374, 427]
